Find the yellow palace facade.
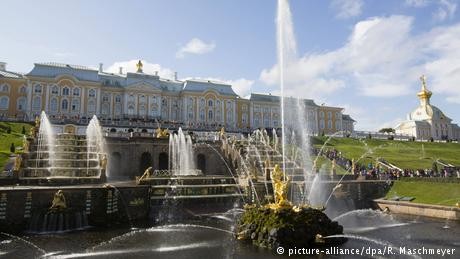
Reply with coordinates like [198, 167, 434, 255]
[0, 61, 355, 134]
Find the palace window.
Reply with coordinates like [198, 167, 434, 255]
[242, 105, 248, 112]
[0, 96, 9, 109]
[335, 120, 341, 130]
[115, 104, 122, 115]
[200, 110, 205, 121]
[242, 114, 248, 124]
[17, 97, 26, 111]
[319, 111, 325, 118]
[34, 84, 42, 94]
[115, 95, 121, 103]
[208, 110, 213, 120]
[128, 94, 135, 103]
[71, 99, 80, 112]
[102, 103, 110, 115]
[320, 119, 325, 130]
[19, 86, 27, 94]
[61, 99, 69, 111]
[51, 85, 59, 95]
[73, 88, 80, 96]
[140, 95, 146, 103]
[62, 87, 70, 96]
[254, 106, 260, 113]
[50, 98, 58, 112]
[208, 99, 213, 107]
[200, 99, 205, 107]
[1, 84, 9, 93]
[227, 110, 233, 122]
[32, 96, 41, 111]
[162, 98, 167, 106]
[327, 111, 332, 118]
[273, 120, 278, 127]
[327, 120, 332, 129]
[102, 94, 109, 102]
[88, 89, 96, 98]
[139, 104, 146, 115]
[88, 100, 96, 113]
[254, 115, 260, 127]
[264, 118, 270, 128]
[216, 100, 221, 106]
[188, 112, 194, 120]
[128, 105, 135, 115]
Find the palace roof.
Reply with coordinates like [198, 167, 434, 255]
[0, 70, 24, 79]
[182, 79, 237, 96]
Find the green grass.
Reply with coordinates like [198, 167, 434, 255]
[313, 156, 349, 175]
[313, 136, 460, 169]
[385, 181, 460, 206]
[0, 121, 33, 170]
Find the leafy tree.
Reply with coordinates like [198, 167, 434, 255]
[10, 143, 15, 153]
[379, 128, 395, 134]
[6, 126, 11, 134]
[22, 126, 26, 135]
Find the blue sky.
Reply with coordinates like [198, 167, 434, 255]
[2, 0, 460, 130]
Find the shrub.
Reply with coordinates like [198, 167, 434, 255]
[10, 143, 15, 153]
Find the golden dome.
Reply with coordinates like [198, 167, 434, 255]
[417, 75, 432, 101]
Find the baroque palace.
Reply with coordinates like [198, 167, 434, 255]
[0, 61, 355, 134]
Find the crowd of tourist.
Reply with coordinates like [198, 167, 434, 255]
[317, 148, 460, 180]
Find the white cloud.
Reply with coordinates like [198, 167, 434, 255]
[331, 0, 363, 19]
[260, 15, 460, 103]
[433, 0, 457, 21]
[405, 0, 429, 7]
[404, 0, 457, 22]
[183, 76, 254, 97]
[176, 38, 216, 59]
[106, 60, 175, 79]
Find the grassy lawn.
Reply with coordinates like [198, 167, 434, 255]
[385, 181, 460, 206]
[313, 136, 460, 169]
[313, 156, 349, 175]
[0, 121, 33, 169]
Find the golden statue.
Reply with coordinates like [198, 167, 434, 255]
[50, 190, 67, 210]
[100, 154, 107, 170]
[219, 127, 225, 139]
[30, 116, 40, 138]
[22, 137, 29, 153]
[155, 127, 169, 138]
[136, 60, 143, 73]
[13, 155, 22, 172]
[268, 164, 292, 210]
[331, 159, 336, 176]
[351, 158, 356, 173]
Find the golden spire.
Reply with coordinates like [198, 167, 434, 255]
[417, 74, 432, 105]
[136, 60, 143, 73]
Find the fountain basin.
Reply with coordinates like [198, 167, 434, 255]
[237, 205, 345, 250]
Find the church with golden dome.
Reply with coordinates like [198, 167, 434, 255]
[395, 75, 460, 140]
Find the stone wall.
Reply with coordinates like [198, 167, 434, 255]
[105, 137, 230, 179]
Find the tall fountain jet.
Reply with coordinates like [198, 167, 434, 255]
[277, 0, 314, 204]
[86, 115, 106, 177]
[36, 111, 56, 174]
[169, 128, 197, 176]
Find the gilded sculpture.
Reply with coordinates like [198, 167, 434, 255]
[268, 164, 292, 210]
[155, 127, 169, 138]
[50, 190, 67, 210]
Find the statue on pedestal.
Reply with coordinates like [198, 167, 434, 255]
[100, 154, 107, 170]
[268, 164, 292, 210]
[13, 155, 22, 172]
[331, 159, 337, 176]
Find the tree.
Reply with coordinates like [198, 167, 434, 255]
[6, 126, 11, 134]
[379, 128, 395, 134]
[21, 126, 26, 135]
[10, 143, 15, 153]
